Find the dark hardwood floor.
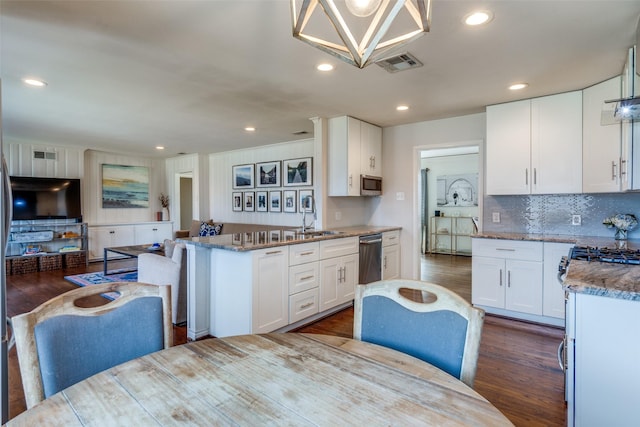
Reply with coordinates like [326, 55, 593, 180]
[6, 254, 566, 426]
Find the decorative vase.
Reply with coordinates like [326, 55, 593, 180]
[614, 228, 627, 240]
[162, 207, 170, 221]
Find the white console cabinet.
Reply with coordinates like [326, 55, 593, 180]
[88, 222, 173, 260]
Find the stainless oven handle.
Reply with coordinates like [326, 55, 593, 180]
[557, 340, 565, 372]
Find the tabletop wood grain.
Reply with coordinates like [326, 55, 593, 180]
[6, 333, 513, 426]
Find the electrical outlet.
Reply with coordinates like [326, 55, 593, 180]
[572, 214, 581, 226]
[335, 211, 342, 221]
[492, 212, 500, 223]
[396, 192, 405, 201]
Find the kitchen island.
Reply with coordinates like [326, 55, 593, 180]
[563, 257, 640, 427]
[178, 226, 400, 340]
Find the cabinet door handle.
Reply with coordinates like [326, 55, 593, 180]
[612, 161, 617, 181]
[300, 275, 314, 281]
[300, 302, 314, 309]
[507, 270, 511, 287]
[525, 168, 528, 185]
[383, 255, 387, 269]
[109, 231, 115, 234]
[265, 250, 282, 255]
[152, 228, 158, 231]
[499, 269, 503, 286]
[300, 251, 314, 256]
[496, 248, 516, 252]
[348, 175, 353, 188]
[557, 340, 565, 372]
[533, 168, 537, 185]
[620, 158, 627, 176]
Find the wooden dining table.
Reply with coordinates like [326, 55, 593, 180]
[6, 333, 513, 426]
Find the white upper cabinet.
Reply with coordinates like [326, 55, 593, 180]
[486, 91, 583, 195]
[328, 116, 382, 196]
[486, 100, 531, 195]
[360, 120, 382, 177]
[582, 77, 622, 193]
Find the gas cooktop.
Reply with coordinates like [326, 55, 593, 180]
[568, 246, 640, 265]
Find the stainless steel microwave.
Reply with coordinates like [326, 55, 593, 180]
[360, 175, 382, 196]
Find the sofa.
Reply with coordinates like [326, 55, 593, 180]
[174, 220, 297, 239]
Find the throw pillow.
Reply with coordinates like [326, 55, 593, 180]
[199, 222, 223, 236]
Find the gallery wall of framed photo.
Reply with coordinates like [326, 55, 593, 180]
[231, 157, 313, 214]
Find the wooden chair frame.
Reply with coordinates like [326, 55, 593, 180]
[12, 282, 172, 408]
[354, 279, 484, 387]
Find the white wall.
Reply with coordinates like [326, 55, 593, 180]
[83, 150, 167, 225]
[370, 113, 486, 279]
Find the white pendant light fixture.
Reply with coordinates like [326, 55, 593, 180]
[291, 0, 432, 69]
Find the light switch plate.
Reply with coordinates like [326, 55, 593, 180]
[492, 212, 500, 223]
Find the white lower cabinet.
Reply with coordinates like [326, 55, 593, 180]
[319, 253, 359, 311]
[252, 248, 289, 334]
[288, 242, 320, 323]
[568, 293, 640, 426]
[88, 225, 135, 260]
[472, 238, 544, 318]
[382, 230, 400, 280]
[542, 242, 573, 320]
[318, 236, 359, 312]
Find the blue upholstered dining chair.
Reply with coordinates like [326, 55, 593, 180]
[353, 279, 485, 388]
[12, 282, 172, 409]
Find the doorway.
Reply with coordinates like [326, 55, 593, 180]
[418, 145, 480, 277]
[178, 173, 193, 231]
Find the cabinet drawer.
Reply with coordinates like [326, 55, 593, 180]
[382, 230, 400, 247]
[472, 238, 543, 261]
[320, 237, 359, 259]
[289, 262, 320, 295]
[289, 242, 320, 265]
[289, 288, 319, 323]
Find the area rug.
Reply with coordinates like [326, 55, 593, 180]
[64, 268, 138, 300]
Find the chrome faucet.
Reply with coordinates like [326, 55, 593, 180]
[301, 195, 316, 232]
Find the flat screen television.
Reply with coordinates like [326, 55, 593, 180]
[10, 176, 82, 221]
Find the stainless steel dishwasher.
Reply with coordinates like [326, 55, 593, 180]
[359, 233, 382, 284]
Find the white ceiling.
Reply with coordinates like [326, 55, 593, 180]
[2, 0, 640, 158]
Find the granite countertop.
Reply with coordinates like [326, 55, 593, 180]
[474, 232, 640, 250]
[563, 260, 640, 301]
[177, 225, 401, 252]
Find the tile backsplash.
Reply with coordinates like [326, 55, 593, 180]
[482, 192, 640, 239]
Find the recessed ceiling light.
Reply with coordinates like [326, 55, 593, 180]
[396, 105, 409, 111]
[245, 127, 256, 132]
[317, 63, 334, 72]
[22, 78, 47, 87]
[464, 11, 493, 26]
[156, 146, 165, 150]
[509, 83, 529, 91]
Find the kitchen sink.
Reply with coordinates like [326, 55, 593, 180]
[296, 230, 344, 237]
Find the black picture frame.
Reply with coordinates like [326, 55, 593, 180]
[269, 191, 282, 212]
[232, 164, 255, 189]
[232, 192, 243, 211]
[283, 190, 297, 213]
[299, 189, 314, 213]
[283, 157, 312, 186]
[256, 161, 281, 187]
[256, 191, 268, 212]
[243, 191, 255, 211]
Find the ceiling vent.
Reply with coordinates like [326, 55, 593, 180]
[375, 52, 423, 73]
